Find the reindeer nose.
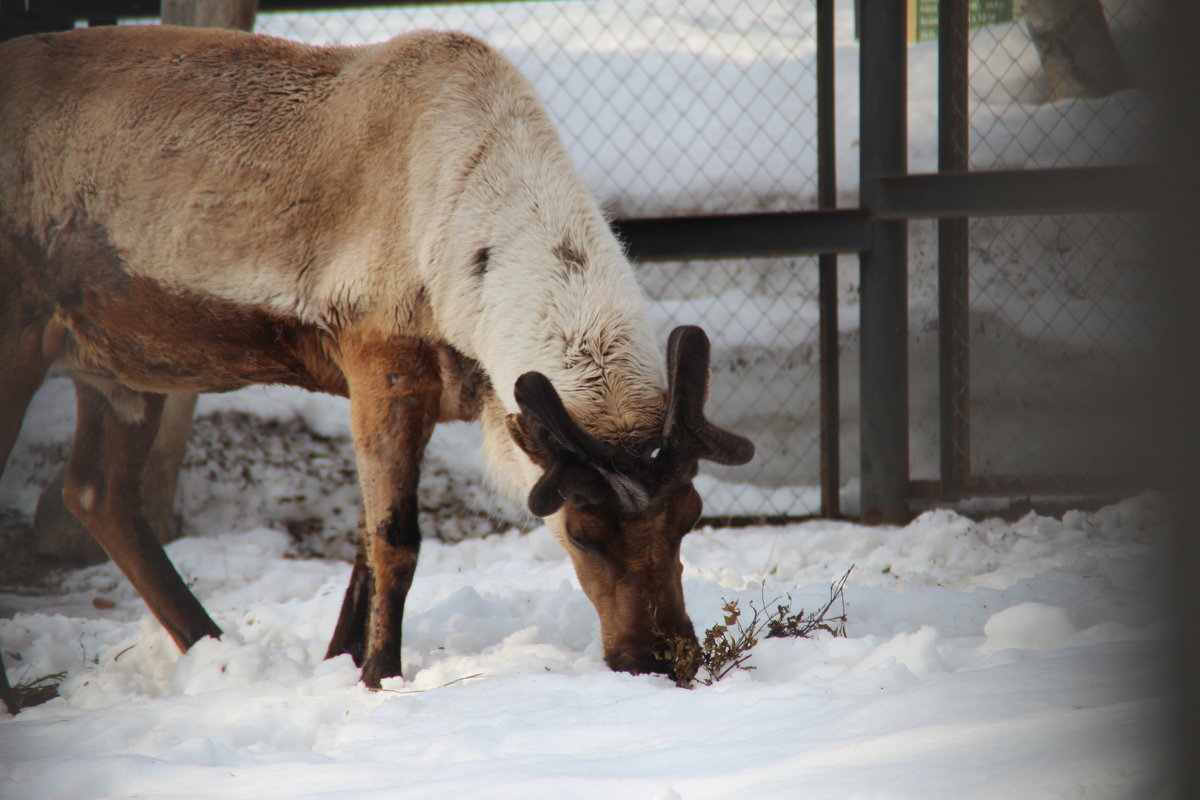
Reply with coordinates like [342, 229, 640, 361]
[605, 625, 699, 678]
[605, 649, 675, 676]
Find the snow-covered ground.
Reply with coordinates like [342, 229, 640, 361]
[0, 1, 1169, 797]
[0, 495, 1172, 798]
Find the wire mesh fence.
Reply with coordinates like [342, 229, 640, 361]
[0, 0, 1161, 574]
[914, 0, 1156, 495]
[258, 1, 821, 217]
[253, 0, 1156, 515]
[966, 0, 1153, 169]
[34, 0, 1150, 523]
[962, 211, 1152, 487]
[256, 1, 829, 519]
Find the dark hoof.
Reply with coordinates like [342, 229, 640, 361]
[359, 653, 402, 689]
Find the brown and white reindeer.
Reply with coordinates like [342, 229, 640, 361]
[0, 25, 753, 693]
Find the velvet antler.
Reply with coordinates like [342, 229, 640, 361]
[513, 371, 650, 517]
[656, 326, 755, 485]
[511, 326, 752, 518]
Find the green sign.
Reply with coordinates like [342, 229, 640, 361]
[909, 0, 1017, 42]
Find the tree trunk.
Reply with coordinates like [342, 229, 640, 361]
[32, 1, 258, 565]
[162, 0, 257, 31]
[1019, 0, 1132, 100]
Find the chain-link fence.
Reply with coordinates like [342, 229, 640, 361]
[259, 1, 822, 217]
[255, 1, 830, 520]
[1, 1, 1154, 542]
[906, 0, 1155, 497]
[254, 0, 1155, 515]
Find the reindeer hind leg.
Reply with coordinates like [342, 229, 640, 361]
[62, 380, 221, 651]
[0, 237, 58, 715]
[0, 235, 57, 479]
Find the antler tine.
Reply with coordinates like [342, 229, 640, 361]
[513, 371, 648, 516]
[658, 326, 755, 481]
[662, 326, 710, 444]
[514, 371, 612, 465]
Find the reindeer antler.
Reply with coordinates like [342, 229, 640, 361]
[657, 326, 755, 485]
[513, 371, 650, 516]
[511, 326, 752, 518]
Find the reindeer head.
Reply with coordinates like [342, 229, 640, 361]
[506, 325, 754, 679]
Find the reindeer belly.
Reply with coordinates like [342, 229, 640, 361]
[59, 275, 344, 396]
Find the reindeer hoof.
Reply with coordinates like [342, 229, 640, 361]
[359, 654, 402, 690]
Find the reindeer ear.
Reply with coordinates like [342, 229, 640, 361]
[527, 461, 611, 517]
[658, 326, 755, 481]
[505, 414, 547, 465]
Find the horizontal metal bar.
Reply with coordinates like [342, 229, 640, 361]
[909, 474, 1138, 502]
[4, 0, 160, 17]
[698, 513, 820, 529]
[7, 0, 557, 19]
[874, 165, 1161, 219]
[260, 0, 553, 9]
[613, 209, 871, 262]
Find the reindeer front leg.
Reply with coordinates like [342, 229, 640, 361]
[328, 334, 442, 688]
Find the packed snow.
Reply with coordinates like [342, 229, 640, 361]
[0, 492, 1171, 797]
[0, 0, 1169, 798]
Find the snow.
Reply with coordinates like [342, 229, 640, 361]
[0, 497, 1171, 798]
[1, 1, 1169, 797]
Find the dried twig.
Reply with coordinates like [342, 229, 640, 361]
[663, 565, 853, 688]
[763, 565, 851, 640]
[373, 672, 486, 695]
[13, 671, 66, 709]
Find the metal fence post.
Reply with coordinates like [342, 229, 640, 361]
[859, 0, 910, 523]
[817, 0, 840, 518]
[939, 0, 970, 499]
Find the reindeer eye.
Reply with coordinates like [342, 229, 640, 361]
[566, 526, 607, 557]
[677, 488, 703, 534]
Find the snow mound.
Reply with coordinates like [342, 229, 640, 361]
[983, 602, 1079, 652]
[0, 496, 1172, 799]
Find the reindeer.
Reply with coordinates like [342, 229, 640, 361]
[0, 25, 753, 692]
